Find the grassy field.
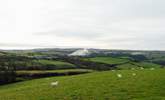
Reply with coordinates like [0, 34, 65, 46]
[86, 57, 129, 64]
[35, 60, 75, 67]
[0, 69, 165, 100]
[86, 57, 162, 70]
[132, 62, 162, 68]
[117, 63, 140, 69]
[8, 59, 76, 70]
[117, 62, 162, 70]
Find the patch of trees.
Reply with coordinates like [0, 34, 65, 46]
[0, 55, 32, 85]
[17, 71, 90, 80]
[152, 60, 165, 66]
[0, 62, 16, 85]
[0, 55, 75, 70]
[129, 55, 147, 62]
[87, 52, 131, 58]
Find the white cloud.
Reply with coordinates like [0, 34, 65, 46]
[0, 0, 165, 50]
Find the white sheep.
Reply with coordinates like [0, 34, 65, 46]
[131, 68, 135, 70]
[150, 68, 155, 70]
[51, 81, 59, 86]
[140, 67, 144, 70]
[132, 73, 136, 76]
[117, 74, 122, 78]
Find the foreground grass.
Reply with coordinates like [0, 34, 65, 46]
[0, 69, 165, 100]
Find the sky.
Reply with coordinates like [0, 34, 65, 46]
[0, 0, 165, 50]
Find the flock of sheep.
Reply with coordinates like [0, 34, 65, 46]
[50, 67, 155, 86]
[116, 67, 155, 78]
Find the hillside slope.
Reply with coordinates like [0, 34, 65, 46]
[0, 69, 165, 100]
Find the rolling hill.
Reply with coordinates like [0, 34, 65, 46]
[0, 69, 165, 100]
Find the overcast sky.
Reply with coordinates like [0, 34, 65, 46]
[0, 0, 165, 50]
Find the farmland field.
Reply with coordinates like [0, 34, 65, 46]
[35, 60, 75, 67]
[86, 57, 129, 64]
[85, 57, 162, 70]
[0, 69, 165, 100]
[117, 62, 161, 70]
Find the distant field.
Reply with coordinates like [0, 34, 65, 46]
[117, 62, 162, 70]
[86, 57, 129, 64]
[132, 62, 162, 68]
[85, 57, 162, 70]
[35, 60, 75, 67]
[13, 60, 76, 70]
[0, 69, 165, 100]
[117, 63, 139, 69]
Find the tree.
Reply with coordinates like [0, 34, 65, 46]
[0, 62, 16, 85]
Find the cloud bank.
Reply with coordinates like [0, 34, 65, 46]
[0, 0, 165, 50]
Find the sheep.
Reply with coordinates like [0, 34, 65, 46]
[150, 68, 155, 70]
[117, 74, 122, 78]
[131, 68, 135, 70]
[51, 81, 59, 86]
[132, 73, 136, 76]
[140, 67, 144, 70]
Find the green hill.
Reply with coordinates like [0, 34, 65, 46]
[85, 57, 162, 70]
[117, 62, 161, 70]
[0, 69, 165, 100]
[35, 60, 76, 69]
[86, 57, 129, 64]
